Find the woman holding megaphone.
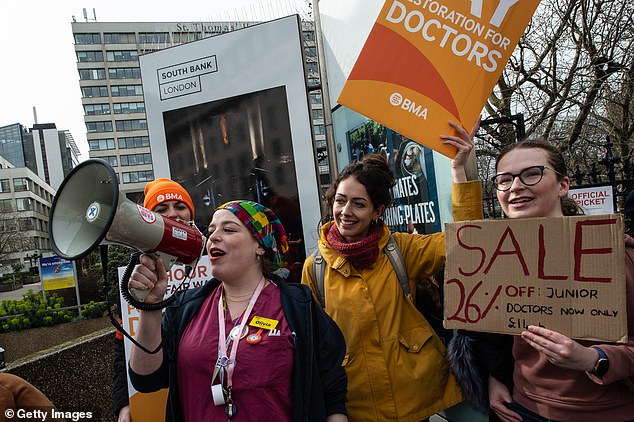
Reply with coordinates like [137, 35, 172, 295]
[127, 200, 348, 422]
[113, 177, 195, 422]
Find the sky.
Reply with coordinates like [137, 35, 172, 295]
[0, 0, 310, 159]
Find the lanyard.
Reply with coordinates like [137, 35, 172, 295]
[216, 277, 265, 389]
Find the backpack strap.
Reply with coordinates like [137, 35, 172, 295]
[312, 249, 326, 307]
[384, 235, 413, 301]
[313, 235, 410, 307]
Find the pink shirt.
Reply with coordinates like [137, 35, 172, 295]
[177, 282, 294, 422]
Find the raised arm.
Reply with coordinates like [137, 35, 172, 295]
[442, 118, 480, 183]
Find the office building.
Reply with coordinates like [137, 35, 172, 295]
[0, 155, 55, 275]
[0, 123, 81, 190]
[0, 121, 79, 274]
[71, 19, 328, 200]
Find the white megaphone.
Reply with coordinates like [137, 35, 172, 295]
[49, 159, 206, 301]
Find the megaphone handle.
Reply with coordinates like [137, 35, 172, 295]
[128, 252, 177, 302]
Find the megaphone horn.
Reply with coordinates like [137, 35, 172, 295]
[49, 159, 206, 295]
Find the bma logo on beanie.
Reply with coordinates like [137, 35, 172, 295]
[144, 178, 194, 219]
[157, 193, 183, 203]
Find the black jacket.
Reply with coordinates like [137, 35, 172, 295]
[112, 335, 129, 416]
[129, 276, 347, 421]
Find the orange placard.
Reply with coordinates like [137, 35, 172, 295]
[129, 390, 168, 421]
[338, 0, 541, 158]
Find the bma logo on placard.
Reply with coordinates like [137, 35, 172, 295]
[390, 92, 428, 119]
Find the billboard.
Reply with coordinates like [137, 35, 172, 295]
[39, 256, 76, 291]
[139, 15, 321, 263]
[131, 16, 318, 419]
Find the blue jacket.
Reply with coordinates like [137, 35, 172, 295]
[129, 276, 347, 421]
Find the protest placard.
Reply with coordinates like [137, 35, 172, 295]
[337, 0, 541, 157]
[444, 214, 627, 342]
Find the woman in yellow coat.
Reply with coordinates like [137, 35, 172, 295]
[302, 121, 483, 421]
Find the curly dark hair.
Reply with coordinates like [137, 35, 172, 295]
[324, 153, 395, 214]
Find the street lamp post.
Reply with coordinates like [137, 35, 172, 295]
[25, 251, 42, 274]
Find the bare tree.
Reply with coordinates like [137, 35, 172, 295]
[478, 0, 634, 186]
[0, 208, 33, 270]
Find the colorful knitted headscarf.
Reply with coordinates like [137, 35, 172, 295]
[216, 200, 289, 268]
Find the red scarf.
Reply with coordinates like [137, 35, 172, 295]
[326, 222, 384, 269]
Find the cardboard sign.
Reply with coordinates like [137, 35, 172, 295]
[337, 0, 540, 158]
[444, 215, 627, 342]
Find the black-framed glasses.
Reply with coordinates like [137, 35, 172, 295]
[492, 165, 560, 191]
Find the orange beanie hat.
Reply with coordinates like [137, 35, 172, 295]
[143, 178, 194, 219]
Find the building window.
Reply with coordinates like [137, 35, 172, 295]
[81, 86, 109, 98]
[103, 33, 136, 44]
[115, 119, 147, 132]
[106, 50, 139, 62]
[314, 124, 325, 135]
[0, 221, 17, 232]
[101, 156, 118, 167]
[88, 138, 115, 151]
[84, 104, 111, 115]
[0, 179, 9, 193]
[120, 153, 152, 166]
[0, 199, 13, 212]
[310, 92, 322, 104]
[13, 178, 28, 192]
[18, 218, 34, 231]
[16, 198, 33, 212]
[118, 136, 150, 149]
[74, 33, 101, 44]
[79, 68, 106, 80]
[307, 62, 319, 74]
[108, 67, 142, 79]
[304, 46, 317, 57]
[111, 85, 143, 96]
[172, 32, 204, 44]
[308, 77, 320, 86]
[122, 170, 154, 184]
[86, 121, 113, 133]
[113, 102, 145, 114]
[302, 31, 315, 42]
[312, 109, 324, 120]
[77, 51, 104, 62]
[139, 33, 170, 43]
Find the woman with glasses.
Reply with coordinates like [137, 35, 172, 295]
[449, 140, 634, 422]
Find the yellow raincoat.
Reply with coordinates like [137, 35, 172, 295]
[302, 181, 483, 421]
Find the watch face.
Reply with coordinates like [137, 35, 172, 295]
[595, 358, 609, 377]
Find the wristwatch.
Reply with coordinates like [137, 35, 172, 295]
[590, 347, 609, 377]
